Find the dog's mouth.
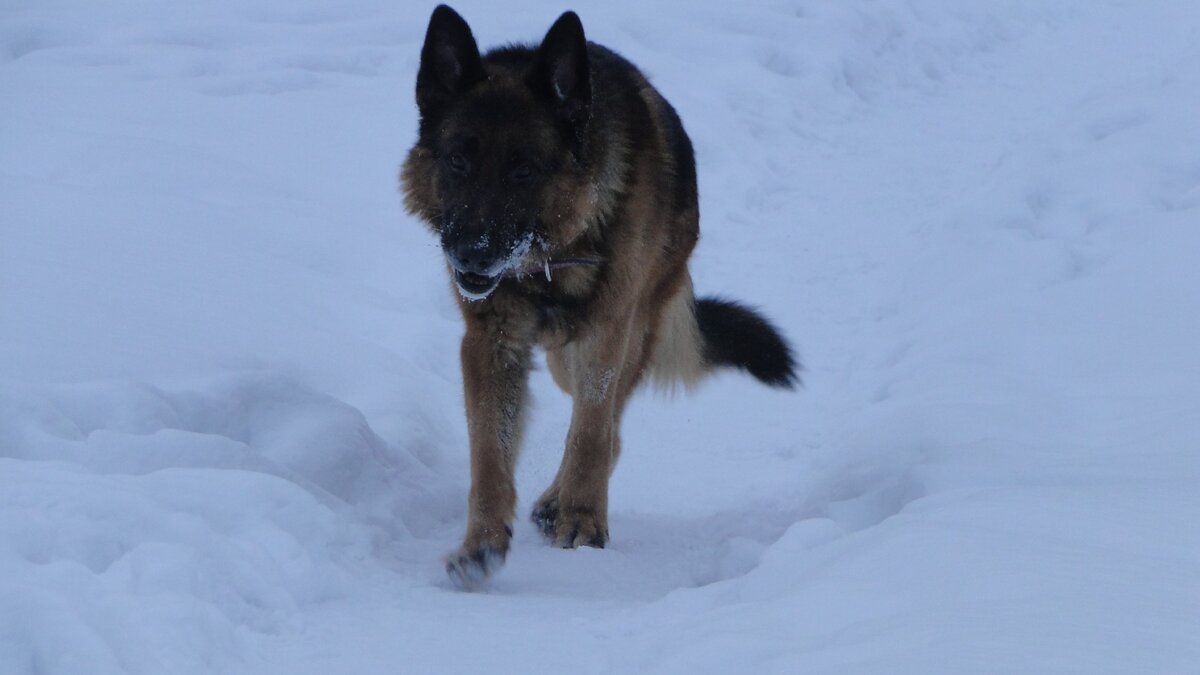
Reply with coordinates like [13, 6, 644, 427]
[453, 269, 502, 300]
[446, 233, 536, 301]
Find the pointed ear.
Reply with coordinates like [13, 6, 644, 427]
[416, 5, 485, 118]
[532, 11, 591, 127]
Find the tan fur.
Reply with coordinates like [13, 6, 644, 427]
[435, 97, 701, 559]
[648, 276, 706, 392]
[403, 11, 719, 584]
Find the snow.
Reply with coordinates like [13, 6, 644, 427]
[3, 0, 1199, 672]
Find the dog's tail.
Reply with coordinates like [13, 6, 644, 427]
[696, 297, 799, 388]
[650, 279, 799, 391]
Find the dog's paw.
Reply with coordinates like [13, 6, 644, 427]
[555, 507, 608, 548]
[533, 501, 607, 549]
[444, 544, 506, 590]
[445, 524, 511, 590]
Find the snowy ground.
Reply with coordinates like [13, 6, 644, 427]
[3, 0, 1199, 672]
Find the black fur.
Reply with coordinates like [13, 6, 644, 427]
[696, 297, 799, 388]
[659, 98, 697, 212]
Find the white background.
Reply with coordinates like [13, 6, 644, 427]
[2, 1, 1198, 672]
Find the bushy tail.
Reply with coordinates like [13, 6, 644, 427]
[695, 297, 799, 388]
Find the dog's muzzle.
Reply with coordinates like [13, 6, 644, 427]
[452, 268, 501, 299]
[445, 240, 507, 300]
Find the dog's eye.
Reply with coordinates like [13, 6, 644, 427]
[509, 163, 534, 184]
[446, 153, 469, 175]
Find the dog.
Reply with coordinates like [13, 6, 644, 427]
[401, 5, 798, 589]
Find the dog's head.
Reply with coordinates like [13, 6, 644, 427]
[405, 5, 595, 300]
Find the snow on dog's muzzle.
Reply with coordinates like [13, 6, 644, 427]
[445, 233, 536, 301]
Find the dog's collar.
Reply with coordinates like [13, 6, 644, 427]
[505, 257, 604, 281]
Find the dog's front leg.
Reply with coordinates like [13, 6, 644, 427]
[535, 317, 635, 549]
[445, 326, 532, 589]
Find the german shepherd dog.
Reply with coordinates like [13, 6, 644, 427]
[401, 5, 797, 588]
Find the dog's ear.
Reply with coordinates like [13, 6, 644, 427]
[416, 5, 485, 118]
[532, 11, 591, 128]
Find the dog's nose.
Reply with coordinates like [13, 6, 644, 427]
[447, 240, 498, 276]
